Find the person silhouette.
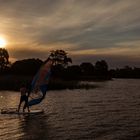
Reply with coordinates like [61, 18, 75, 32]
[17, 84, 30, 112]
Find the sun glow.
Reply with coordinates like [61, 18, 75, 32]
[0, 37, 7, 48]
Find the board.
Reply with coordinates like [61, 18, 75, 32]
[1, 108, 44, 114]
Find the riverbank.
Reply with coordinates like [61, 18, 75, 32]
[0, 75, 99, 91]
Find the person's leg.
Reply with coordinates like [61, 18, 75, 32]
[27, 105, 30, 112]
[17, 103, 21, 112]
[23, 96, 30, 112]
[23, 102, 26, 112]
[17, 97, 23, 112]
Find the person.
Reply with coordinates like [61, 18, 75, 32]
[17, 84, 30, 112]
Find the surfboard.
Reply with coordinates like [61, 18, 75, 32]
[1, 108, 44, 114]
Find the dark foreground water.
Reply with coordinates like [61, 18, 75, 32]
[0, 79, 140, 140]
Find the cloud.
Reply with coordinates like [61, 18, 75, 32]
[0, 0, 140, 67]
[8, 42, 76, 62]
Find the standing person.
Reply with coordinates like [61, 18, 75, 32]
[17, 84, 30, 112]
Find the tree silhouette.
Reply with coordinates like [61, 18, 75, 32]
[49, 50, 72, 67]
[65, 65, 81, 80]
[110, 66, 140, 78]
[95, 60, 108, 75]
[80, 62, 94, 76]
[0, 48, 9, 72]
[11, 58, 43, 75]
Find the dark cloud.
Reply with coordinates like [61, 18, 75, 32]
[0, 0, 61, 17]
[8, 46, 50, 61]
[72, 54, 140, 69]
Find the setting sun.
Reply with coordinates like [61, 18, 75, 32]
[0, 37, 7, 48]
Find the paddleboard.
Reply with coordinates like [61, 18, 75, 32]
[1, 108, 44, 114]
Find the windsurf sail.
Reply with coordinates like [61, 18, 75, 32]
[28, 58, 53, 106]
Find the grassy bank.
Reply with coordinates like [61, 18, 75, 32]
[0, 75, 32, 91]
[0, 75, 98, 91]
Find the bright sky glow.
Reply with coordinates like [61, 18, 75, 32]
[0, 37, 7, 48]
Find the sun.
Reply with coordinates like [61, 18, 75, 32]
[0, 37, 7, 48]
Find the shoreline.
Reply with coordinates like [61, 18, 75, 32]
[0, 75, 104, 91]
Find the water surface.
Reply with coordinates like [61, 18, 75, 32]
[0, 79, 140, 140]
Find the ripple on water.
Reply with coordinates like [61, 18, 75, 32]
[0, 79, 140, 140]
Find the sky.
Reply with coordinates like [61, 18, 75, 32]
[0, 0, 140, 68]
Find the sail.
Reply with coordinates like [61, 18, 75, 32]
[28, 59, 53, 106]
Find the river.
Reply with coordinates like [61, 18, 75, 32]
[0, 79, 140, 140]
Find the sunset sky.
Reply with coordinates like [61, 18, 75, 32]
[0, 0, 140, 68]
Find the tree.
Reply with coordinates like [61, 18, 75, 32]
[80, 62, 94, 76]
[49, 50, 72, 67]
[11, 58, 43, 75]
[65, 65, 81, 80]
[95, 60, 108, 75]
[0, 48, 9, 72]
[48, 50, 72, 79]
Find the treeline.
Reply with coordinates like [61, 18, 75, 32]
[1, 58, 111, 80]
[5, 59, 139, 80]
[1, 57, 140, 80]
[0, 58, 111, 90]
[0, 48, 110, 90]
[0, 48, 140, 90]
[52, 60, 110, 80]
[110, 66, 140, 78]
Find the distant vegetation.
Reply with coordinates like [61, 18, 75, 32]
[110, 66, 140, 79]
[0, 48, 140, 91]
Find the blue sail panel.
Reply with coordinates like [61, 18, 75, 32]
[28, 59, 53, 106]
[28, 84, 48, 106]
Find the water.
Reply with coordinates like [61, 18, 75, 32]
[0, 79, 140, 140]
